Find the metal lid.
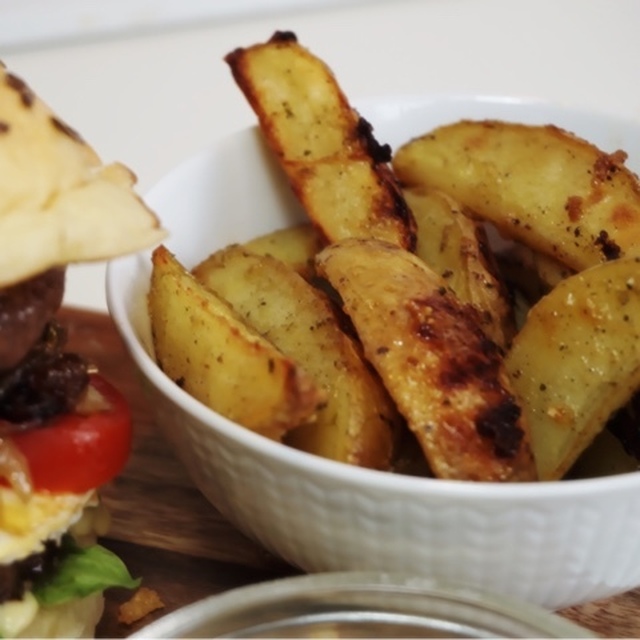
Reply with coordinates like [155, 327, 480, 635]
[132, 572, 594, 638]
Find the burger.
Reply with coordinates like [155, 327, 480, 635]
[0, 62, 166, 636]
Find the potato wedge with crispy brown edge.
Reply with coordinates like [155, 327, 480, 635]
[404, 186, 516, 348]
[148, 245, 325, 441]
[193, 245, 400, 470]
[242, 222, 324, 281]
[315, 237, 537, 482]
[504, 257, 640, 480]
[225, 31, 416, 250]
[393, 120, 640, 271]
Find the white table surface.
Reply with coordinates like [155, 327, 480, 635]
[3, 0, 640, 312]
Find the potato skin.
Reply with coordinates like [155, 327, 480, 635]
[242, 222, 324, 282]
[403, 186, 516, 348]
[193, 245, 400, 470]
[505, 257, 640, 480]
[393, 119, 640, 271]
[148, 245, 324, 441]
[225, 31, 416, 251]
[316, 237, 537, 482]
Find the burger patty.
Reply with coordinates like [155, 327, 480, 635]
[0, 540, 59, 603]
[0, 269, 66, 373]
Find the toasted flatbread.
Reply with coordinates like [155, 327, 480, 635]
[0, 63, 166, 287]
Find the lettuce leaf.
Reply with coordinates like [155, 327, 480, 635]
[33, 536, 140, 606]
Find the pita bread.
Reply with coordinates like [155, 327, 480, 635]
[13, 591, 105, 638]
[0, 62, 166, 287]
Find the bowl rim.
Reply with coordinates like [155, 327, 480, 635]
[129, 570, 595, 638]
[107, 92, 640, 502]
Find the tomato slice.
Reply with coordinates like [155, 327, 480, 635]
[9, 374, 132, 494]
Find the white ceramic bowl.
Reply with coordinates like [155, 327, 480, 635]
[107, 95, 640, 610]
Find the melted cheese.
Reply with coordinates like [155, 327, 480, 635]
[0, 487, 95, 562]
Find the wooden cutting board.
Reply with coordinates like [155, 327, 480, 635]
[56, 307, 640, 638]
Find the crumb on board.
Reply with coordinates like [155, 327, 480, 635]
[118, 586, 165, 625]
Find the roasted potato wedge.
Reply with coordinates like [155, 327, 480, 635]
[193, 245, 399, 470]
[148, 245, 324, 440]
[404, 186, 516, 348]
[225, 31, 416, 250]
[504, 257, 640, 480]
[242, 222, 324, 281]
[315, 237, 537, 482]
[393, 120, 640, 271]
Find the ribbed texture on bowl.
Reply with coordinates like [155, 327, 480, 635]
[145, 373, 640, 609]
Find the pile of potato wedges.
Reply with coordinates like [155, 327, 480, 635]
[148, 31, 640, 482]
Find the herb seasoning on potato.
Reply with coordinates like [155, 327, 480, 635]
[148, 30, 640, 484]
